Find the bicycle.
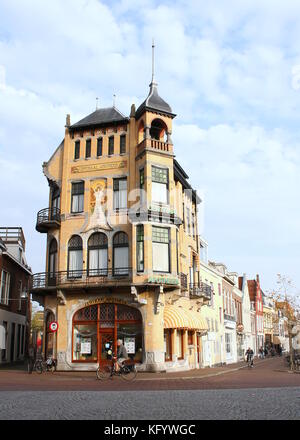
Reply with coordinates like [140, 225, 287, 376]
[247, 355, 254, 368]
[96, 356, 137, 381]
[28, 356, 57, 374]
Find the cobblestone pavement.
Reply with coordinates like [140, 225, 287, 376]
[0, 387, 299, 420]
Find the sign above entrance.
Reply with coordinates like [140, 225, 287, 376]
[148, 276, 179, 285]
[49, 321, 58, 333]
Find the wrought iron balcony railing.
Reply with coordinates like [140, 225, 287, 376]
[189, 282, 212, 300]
[36, 207, 61, 233]
[31, 267, 132, 290]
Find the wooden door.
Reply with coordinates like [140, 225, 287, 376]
[98, 329, 114, 366]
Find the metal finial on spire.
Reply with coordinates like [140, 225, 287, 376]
[96, 97, 99, 110]
[152, 38, 155, 83]
[113, 94, 116, 107]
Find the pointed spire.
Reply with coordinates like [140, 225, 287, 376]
[152, 38, 155, 83]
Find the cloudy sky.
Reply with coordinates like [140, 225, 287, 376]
[0, 0, 299, 293]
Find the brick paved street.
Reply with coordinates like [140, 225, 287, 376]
[0, 357, 299, 420]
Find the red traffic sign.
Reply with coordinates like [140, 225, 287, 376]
[49, 321, 58, 333]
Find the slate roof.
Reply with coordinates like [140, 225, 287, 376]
[136, 81, 175, 119]
[70, 107, 129, 129]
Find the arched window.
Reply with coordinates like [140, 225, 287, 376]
[88, 232, 108, 276]
[150, 118, 167, 141]
[113, 232, 129, 275]
[48, 238, 58, 285]
[68, 235, 83, 278]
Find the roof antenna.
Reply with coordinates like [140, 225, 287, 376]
[96, 97, 99, 110]
[152, 38, 155, 83]
[113, 94, 116, 107]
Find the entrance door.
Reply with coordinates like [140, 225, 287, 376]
[98, 330, 114, 366]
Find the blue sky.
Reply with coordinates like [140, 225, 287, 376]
[0, 0, 299, 294]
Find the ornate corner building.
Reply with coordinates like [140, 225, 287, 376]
[31, 76, 212, 372]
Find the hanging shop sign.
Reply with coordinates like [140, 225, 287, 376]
[148, 276, 179, 285]
[124, 337, 135, 354]
[49, 322, 59, 333]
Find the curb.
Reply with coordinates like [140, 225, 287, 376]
[136, 358, 275, 382]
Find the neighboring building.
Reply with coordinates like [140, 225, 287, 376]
[0, 227, 32, 364]
[31, 72, 211, 372]
[198, 242, 225, 367]
[262, 293, 274, 347]
[238, 274, 253, 353]
[210, 262, 237, 364]
[248, 275, 264, 355]
[229, 272, 244, 361]
[274, 301, 292, 352]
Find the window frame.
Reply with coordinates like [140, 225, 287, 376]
[67, 235, 83, 278]
[74, 140, 80, 160]
[136, 225, 144, 272]
[164, 329, 172, 361]
[71, 181, 84, 214]
[0, 270, 10, 305]
[87, 232, 108, 277]
[152, 226, 170, 274]
[151, 166, 169, 205]
[113, 232, 129, 276]
[120, 134, 126, 154]
[97, 137, 103, 157]
[108, 136, 114, 155]
[85, 138, 91, 158]
[113, 178, 127, 211]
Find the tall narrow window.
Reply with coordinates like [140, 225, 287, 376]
[0, 271, 10, 305]
[51, 187, 60, 212]
[152, 226, 170, 273]
[136, 225, 144, 272]
[113, 232, 129, 276]
[139, 168, 145, 206]
[151, 166, 168, 204]
[113, 178, 127, 210]
[88, 232, 108, 276]
[97, 137, 103, 157]
[120, 135, 126, 154]
[48, 238, 58, 285]
[68, 235, 83, 278]
[164, 329, 172, 361]
[18, 281, 22, 311]
[85, 139, 91, 158]
[74, 140, 80, 160]
[108, 136, 114, 155]
[71, 181, 84, 213]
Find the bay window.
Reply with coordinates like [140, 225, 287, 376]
[71, 181, 84, 213]
[152, 226, 170, 273]
[151, 166, 168, 204]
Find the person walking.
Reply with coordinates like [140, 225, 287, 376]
[245, 347, 254, 367]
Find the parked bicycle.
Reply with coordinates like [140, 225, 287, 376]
[28, 356, 57, 374]
[96, 354, 137, 381]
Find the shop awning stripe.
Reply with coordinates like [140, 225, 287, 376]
[163, 305, 208, 331]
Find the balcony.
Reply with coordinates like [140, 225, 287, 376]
[129, 207, 182, 226]
[136, 138, 174, 157]
[31, 268, 132, 292]
[189, 282, 212, 301]
[36, 207, 61, 233]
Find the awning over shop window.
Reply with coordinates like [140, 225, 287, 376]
[163, 305, 208, 331]
[273, 336, 285, 345]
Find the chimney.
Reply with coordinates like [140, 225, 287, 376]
[130, 104, 136, 118]
[256, 274, 260, 284]
[66, 114, 71, 127]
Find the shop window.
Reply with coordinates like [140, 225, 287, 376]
[88, 232, 108, 276]
[177, 330, 184, 360]
[85, 139, 91, 158]
[108, 136, 114, 155]
[68, 235, 83, 278]
[71, 181, 84, 213]
[113, 178, 127, 210]
[120, 135, 126, 154]
[72, 303, 142, 363]
[136, 225, 144, 272]
[74, 140, 80, 160]
[97, 138, 103, 157]
[152, 226, 170, 273]
[164, 329, 172, 361]
[151, 166, 168, 204]
[113, 232, 129, 275]
[0, 270, 10, 305]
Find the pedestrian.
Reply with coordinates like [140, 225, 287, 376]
[264, 347, 268, 357]
[278, 345, 282, 357]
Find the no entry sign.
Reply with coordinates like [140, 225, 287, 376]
[49, 321, 58, 333]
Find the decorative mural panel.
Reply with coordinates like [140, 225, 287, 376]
[84, 179, 112, 232]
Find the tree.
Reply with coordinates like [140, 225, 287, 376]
[268, 274, 300, 371]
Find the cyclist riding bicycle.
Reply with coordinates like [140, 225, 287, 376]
[115, 339, 128, 372]
[245, 347, 254, 367]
